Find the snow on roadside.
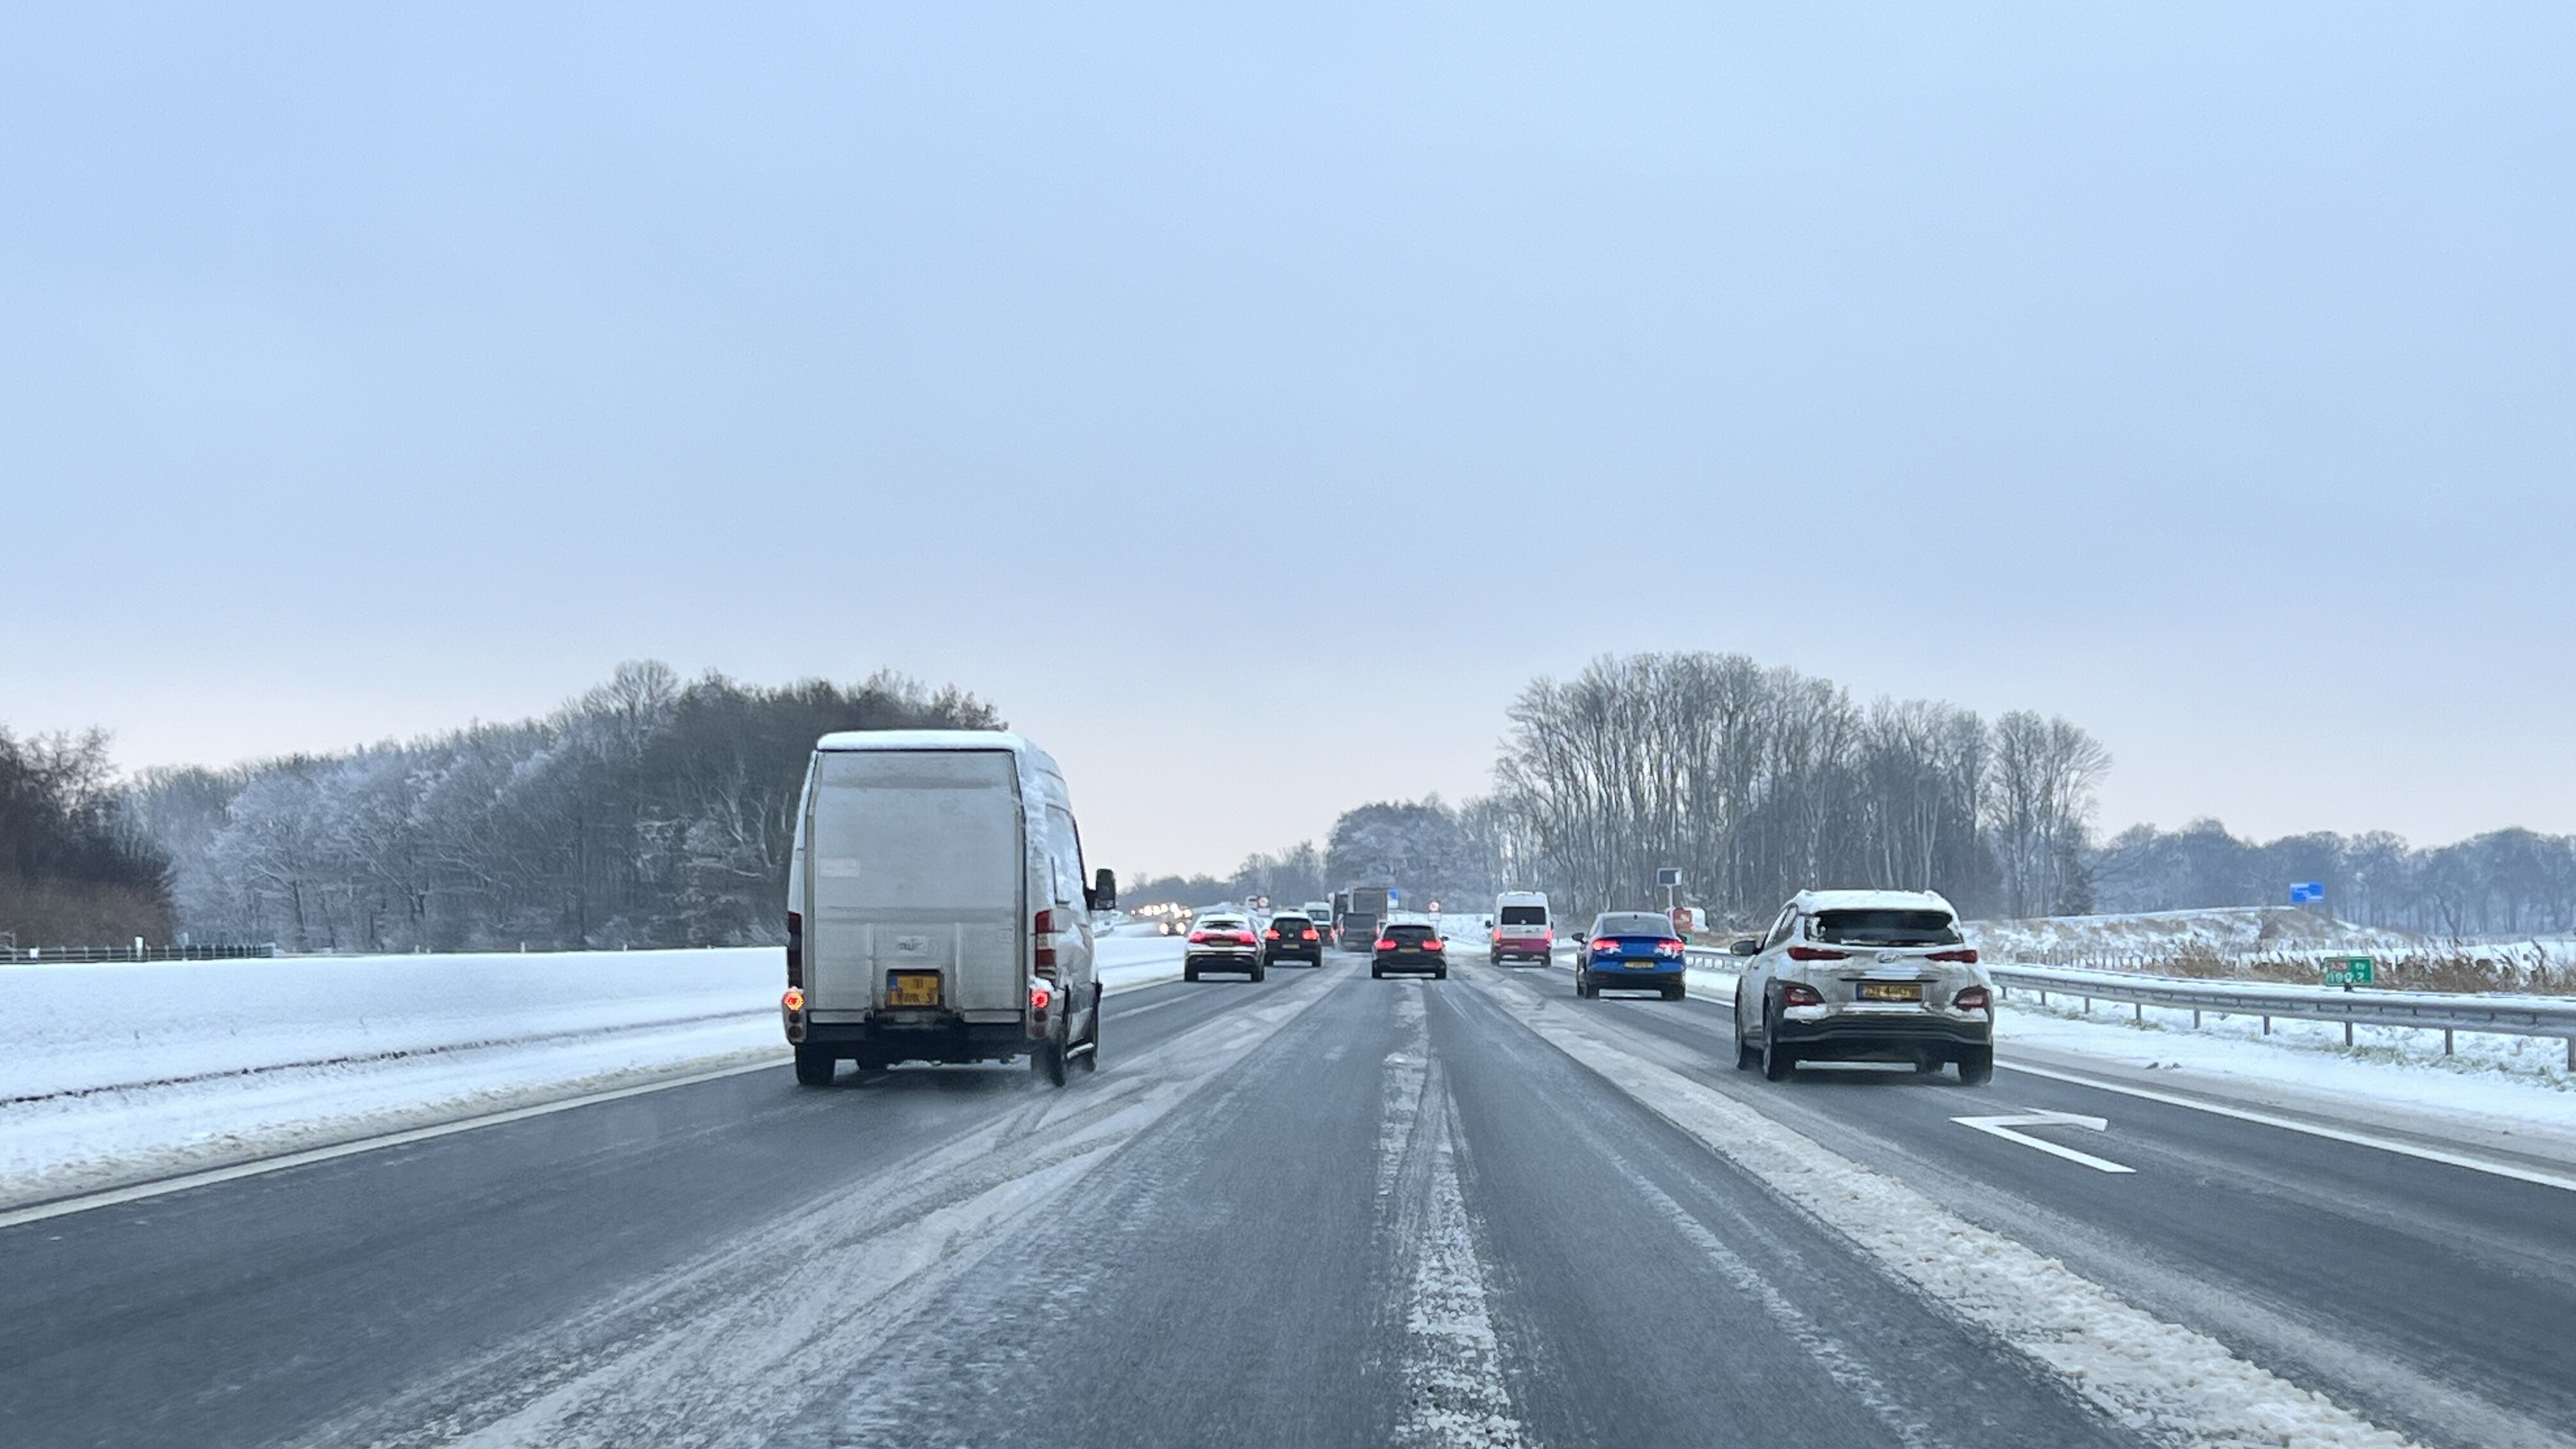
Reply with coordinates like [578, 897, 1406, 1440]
[0, 937, 1188, 1210]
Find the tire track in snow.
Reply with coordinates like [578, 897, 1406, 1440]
[1379, 987, 1531, 1449]
[1466, 971, 2421, 1449]
[282, 974, 1340, 1449]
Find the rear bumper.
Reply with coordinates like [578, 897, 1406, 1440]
[1491, 939, 1551, 960]
[1374, 954, 1446, 974]
[1582, 960, 1683, 986]
[1186, 951, 1261, 974]
[791, 1016, 1032, 1065]
[1773, 1012, 1992, 1058]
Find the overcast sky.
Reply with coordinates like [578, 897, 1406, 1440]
[4, 3, 2572, 879]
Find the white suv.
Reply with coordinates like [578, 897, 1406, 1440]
[1730, 889, 1994, 1084]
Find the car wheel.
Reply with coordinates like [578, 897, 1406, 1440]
[1761, 1006, 1797, 1082]
[1663, 983, 1685, 1001]
[1957, 1047, 1995, 1085]
[1251, 960, 1267, 982]
[1434, 966, 1448, 979]
[1371, 965, 1385, 979]
[1184, 965, 1199, 983]
[792, 1043, 836, 1087]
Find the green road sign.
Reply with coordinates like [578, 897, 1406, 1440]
[2322, 955, 2376, 986]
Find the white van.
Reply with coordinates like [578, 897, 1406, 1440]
[1489, 891, 1553, 965]
[781, 730, 1115, 1088]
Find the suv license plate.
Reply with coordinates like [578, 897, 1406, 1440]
[1857, 981, 1924, 1002]
[888, 972, 942, 1008]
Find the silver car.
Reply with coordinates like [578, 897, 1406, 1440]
[1730, 889, 1994, 1084]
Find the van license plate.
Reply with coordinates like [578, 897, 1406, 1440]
[887, 972, 942, 1008]
[1857, 981, 1924, 1002]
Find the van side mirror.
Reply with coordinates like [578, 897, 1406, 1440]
[1088, 868, 1117, 912]
[1729, 938, 1759, 957]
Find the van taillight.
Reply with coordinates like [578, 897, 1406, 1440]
[786, 911, 804, 989]
[1034, 908, 1057, 970]
[781, 988, 805, 1013]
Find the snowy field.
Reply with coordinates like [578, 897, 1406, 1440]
[1967, 906, 2422, 962]
[0, 935, 1186, 1210]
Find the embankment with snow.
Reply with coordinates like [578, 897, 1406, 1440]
[1, 935, 1186, 1211]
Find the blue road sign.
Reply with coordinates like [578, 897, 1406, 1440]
[2289, 882, 2325, 905]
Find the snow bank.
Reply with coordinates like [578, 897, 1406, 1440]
[1970, 907, 2420, 963]
[0, 936, 1187, 1210]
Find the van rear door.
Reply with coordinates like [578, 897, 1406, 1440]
[807, 749, 1024, 1018]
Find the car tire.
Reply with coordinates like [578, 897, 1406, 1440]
[1184, 965, 1199, 983]
[1662, 983, 1685, 1001]
[1957, 1047, 1995, 1085]
[1761, 1006, 1797, 1082]
[1434, 966, 1448, 979]
[1251, 960, 1267, 982]
[1372, 965, 1385, 979]
[1032, 1039, 1068, 1087]
[792, 1043, 836, 1087]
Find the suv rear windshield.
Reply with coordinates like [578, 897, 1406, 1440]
[1595, 912, 1675, 938]
[1811, 909, 1962, 946]
[1386, 924, 1438, 942]
[1498, 906, 1547, 926]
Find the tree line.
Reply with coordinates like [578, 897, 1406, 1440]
[120, 663, 999, 953]
[2095, 819, 2576, 937]
[0, 727, 173, 947]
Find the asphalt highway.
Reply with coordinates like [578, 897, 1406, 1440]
[3, 954, 2569, 1449]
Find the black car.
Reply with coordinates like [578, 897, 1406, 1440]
[1370, 922, 1448, 979]
[1261, 912, 1326, 969]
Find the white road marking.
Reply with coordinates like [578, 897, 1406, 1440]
[1951, 1110, 2137, 1174]
[1998, 1060, 2576, 1195]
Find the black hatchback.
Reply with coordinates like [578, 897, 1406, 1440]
[1262, 912, 1326, 968]
[1371, 923, 1448, 979]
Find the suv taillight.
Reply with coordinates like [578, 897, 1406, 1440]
[1781, 982, 1825, 1008]
[1376, 939, 1397, 951]
[1954, 986, 1991, 1011]
[1786, 946, 1849, 962]
[1928, 948, 1979, 963]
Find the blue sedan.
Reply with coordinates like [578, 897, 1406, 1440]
[1575, 911, 1689, 1000]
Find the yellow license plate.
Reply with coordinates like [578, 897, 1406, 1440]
[887, 972, 942, 1008]
[1857, 981, 1924, 1002]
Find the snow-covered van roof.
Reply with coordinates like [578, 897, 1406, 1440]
[1496, 890, 1549, 903]
[1791, 889, 1959, 917]
[814, 728, 1038, 755]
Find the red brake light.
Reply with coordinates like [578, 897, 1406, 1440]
[1029, 981, 1053, 1013]
[781, 987, 805, 1013]
[1188, 930, 1209, 944]
[1265, 930, 1281, 940]
[1376, 939, 1397, 951]
[1928, 948, 1979, 963]
[1427, 939, 1444, 951]
[1655, 940, 1683, 958]
[1590, 938, 1619, 954]
[1786, 946, 1849, 962]
[1781, 982, 1825, 1007]
[1954, 986, 1991, 1011]
[1302, 929, 1318, 940]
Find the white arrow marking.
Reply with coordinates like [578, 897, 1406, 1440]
[1951, 1110, 2136, 1174]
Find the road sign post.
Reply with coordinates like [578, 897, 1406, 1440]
[1655, 867, 1682, 910]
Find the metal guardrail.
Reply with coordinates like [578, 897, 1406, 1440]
[1987, 962, 2576, 1068]
[0, 943, 279, 965]
[1681, 947, 2576, 1068]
